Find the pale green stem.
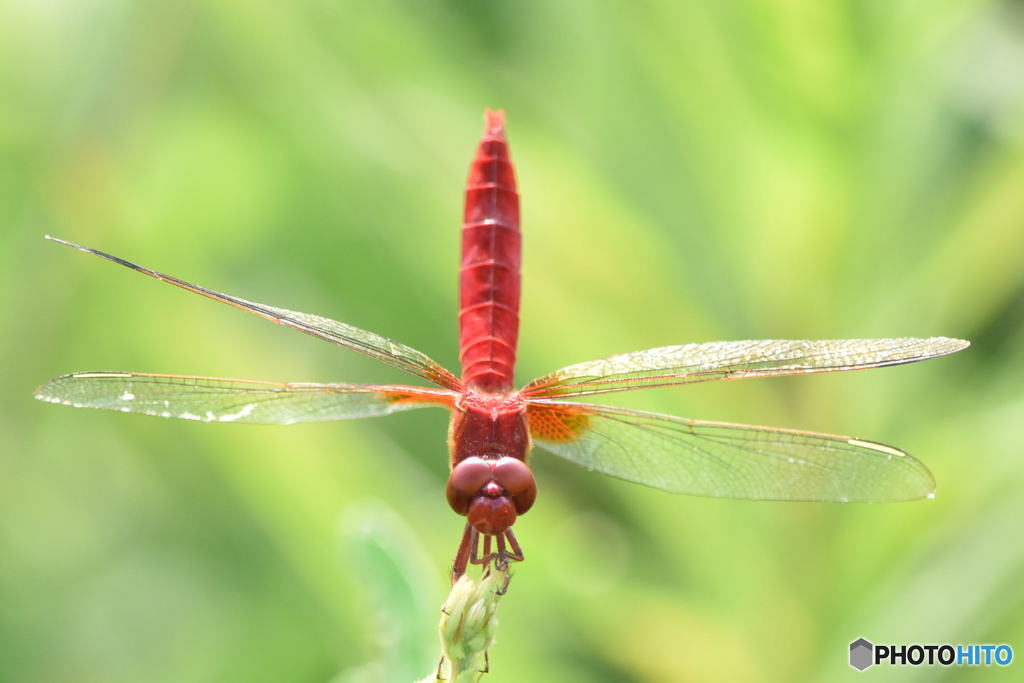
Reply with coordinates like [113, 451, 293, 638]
[418, 567, 510, 682]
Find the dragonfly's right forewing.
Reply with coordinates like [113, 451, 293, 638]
[526, 401, 935, 502]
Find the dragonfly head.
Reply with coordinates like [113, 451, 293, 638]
[446, 456, 536, 534]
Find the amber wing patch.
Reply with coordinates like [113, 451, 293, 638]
[527, 403, 591, 443]
[381, 387, 456, 408]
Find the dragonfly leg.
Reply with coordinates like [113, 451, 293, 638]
[494, 533, 509, 571]
[451, 523, 475, 583]
[455, 526, 524, 585]
[470, 530, 497, 569]
[482, 533, 493, 564]
[503, 528, 524, 561]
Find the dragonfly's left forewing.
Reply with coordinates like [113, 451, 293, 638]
[35, 372, 455, 424]
[526, 401, 935, 502]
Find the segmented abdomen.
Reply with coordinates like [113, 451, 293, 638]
[459, 110, 521, 392]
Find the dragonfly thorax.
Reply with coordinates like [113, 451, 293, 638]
[446, 455, 536, 534]
[447, 392, 533, 533]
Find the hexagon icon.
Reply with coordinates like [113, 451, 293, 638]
[849, 638, 874, 671]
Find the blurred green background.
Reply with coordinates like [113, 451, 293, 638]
[2, 1, 1023, 681]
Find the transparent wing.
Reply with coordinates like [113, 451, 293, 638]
[35, 371, 456, 424]
[523, 337, 969, 398]
[527, 401, 935, 501]
[46, 237, 462, 390]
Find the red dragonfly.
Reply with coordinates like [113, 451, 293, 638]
[37, 110, 968, 581]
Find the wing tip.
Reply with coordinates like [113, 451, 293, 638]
[845, 437, 937, 501]
[33, 377, 62, 403]
[33, 385, 80, 408]
[947, 337, 971, 352]
[45, 234, 84, 250]
[897, 459, 937, 503]
[920, 336, 970, 355]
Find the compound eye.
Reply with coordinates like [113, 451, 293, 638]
[451, 457, 493, 493]
[493, 457, 536, 515]
[492, 458, 534, 495]
[446, 457, 494, 515]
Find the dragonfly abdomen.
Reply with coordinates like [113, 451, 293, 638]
[459, 110, 521, 392]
